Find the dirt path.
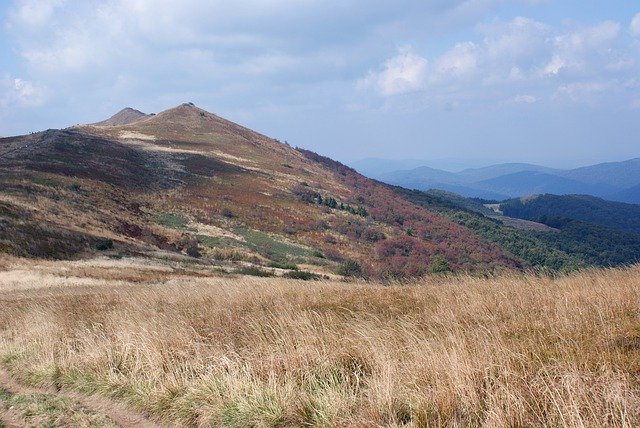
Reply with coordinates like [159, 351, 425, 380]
[0, 368, 164, 428]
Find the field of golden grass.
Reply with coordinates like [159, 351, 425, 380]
[1, 255, 639, 427]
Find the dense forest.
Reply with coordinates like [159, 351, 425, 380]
[500, 194, 640, 234]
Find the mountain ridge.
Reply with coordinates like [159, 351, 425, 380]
[0, 103, 523, 278]
[366, 158, 640, 203]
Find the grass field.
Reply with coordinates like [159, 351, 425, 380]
[1, 255, 639, 427]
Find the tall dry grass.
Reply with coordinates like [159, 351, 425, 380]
[1, 257, 639, 427]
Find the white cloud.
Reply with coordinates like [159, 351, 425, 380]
[359, 15, 638, 109]
[434, 42, 478, 80]
[555, 81, 610, 103]
[542, 54, 565, 76]
[8, 0, 65, 29]
[513, 94, 538, 104]
[0, 75, 48, 107]
[358, 48, 428, 96]
[630, 13, 640, 37]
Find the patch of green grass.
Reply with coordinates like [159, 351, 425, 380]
[157, 212, 188, 229]
[0, 386, 11, 401]
[0, 387, 118, 428]
[197, 234, 243, 249]
[219, 390, 285, 428]
[267, 260, 299, 270]
[234, 227, 313, 261]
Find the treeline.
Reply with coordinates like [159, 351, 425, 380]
[500, 194, 640, 234]
[532, 216, 640, 267]
[293, 184, 369, 217]
[395, 187, 640, 271]
[394, 187, 584, 273]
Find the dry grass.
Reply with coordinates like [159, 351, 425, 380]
[1, 256, 639, 427]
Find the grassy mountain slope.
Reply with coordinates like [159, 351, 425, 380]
[0, 104, 522, 278]
[91, 107, 151, 126]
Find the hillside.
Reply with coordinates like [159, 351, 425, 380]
[500, 194, 640, 234]
[91, 107, 151, 126]
[0, 103, 522, 279]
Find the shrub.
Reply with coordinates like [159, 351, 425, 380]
[220, 208, 235, 218]
[267, 261, 299, 270]
[337, 259, 363, 277]
[95, 239, 114, 251]
[235, 266, 275, 277]
[428, 255, 452, 274]
[282, 270, 321, 281]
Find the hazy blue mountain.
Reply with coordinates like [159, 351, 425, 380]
[560, 158, 640, 188]
[477, 171, 618, 198]
[456, 163, 559, 183]
[377, 165, 459, 184]
[610, 184, 640, 204]
[349, 158, 433, 178]
[377, 166, 509, 200]
[366, 158, 640, 203]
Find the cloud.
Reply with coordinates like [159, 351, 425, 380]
[555, 81, 611, 104]
[358, 48, 428, 96]
[434, 42, 478, 80]
[513, 94, 538, 104]
[8, 0, 65, 29]
[631, 13, 640, 37]
[0, 75, 48, 107]
[359, 15, 638, 109]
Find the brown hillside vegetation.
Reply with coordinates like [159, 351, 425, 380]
[1, 256, 639, 427]
[0, 104, 521, 278]
[91, 107, 152, 127]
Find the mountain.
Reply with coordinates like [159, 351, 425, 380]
[0, 103, 524, 279]
[476, 171, 618, 198]
[349, 158, 433, 177]
[559, 158, 640, 189]
[456, 163, 559, 182]
[91, 107, 152, 126]
[500, 194, 640, 234]
[611, 184, 640, 204]
[371, 159, 640, 203]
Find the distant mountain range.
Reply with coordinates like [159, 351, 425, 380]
[353, 159, 640, 203]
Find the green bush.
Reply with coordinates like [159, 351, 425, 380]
[282, 270, 322, 281]
[428, 255, 452, 274]
[235, 266, 275, 277]
[95, 239, 114, 251]
[337, 260, 363, 277]
[267, 261, 299, 270]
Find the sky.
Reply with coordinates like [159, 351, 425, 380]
[1, 0, 639, 169]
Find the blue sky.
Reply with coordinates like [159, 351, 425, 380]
[1, 0, 639, 169]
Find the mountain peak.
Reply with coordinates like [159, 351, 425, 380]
[91, 107, 151, 127]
